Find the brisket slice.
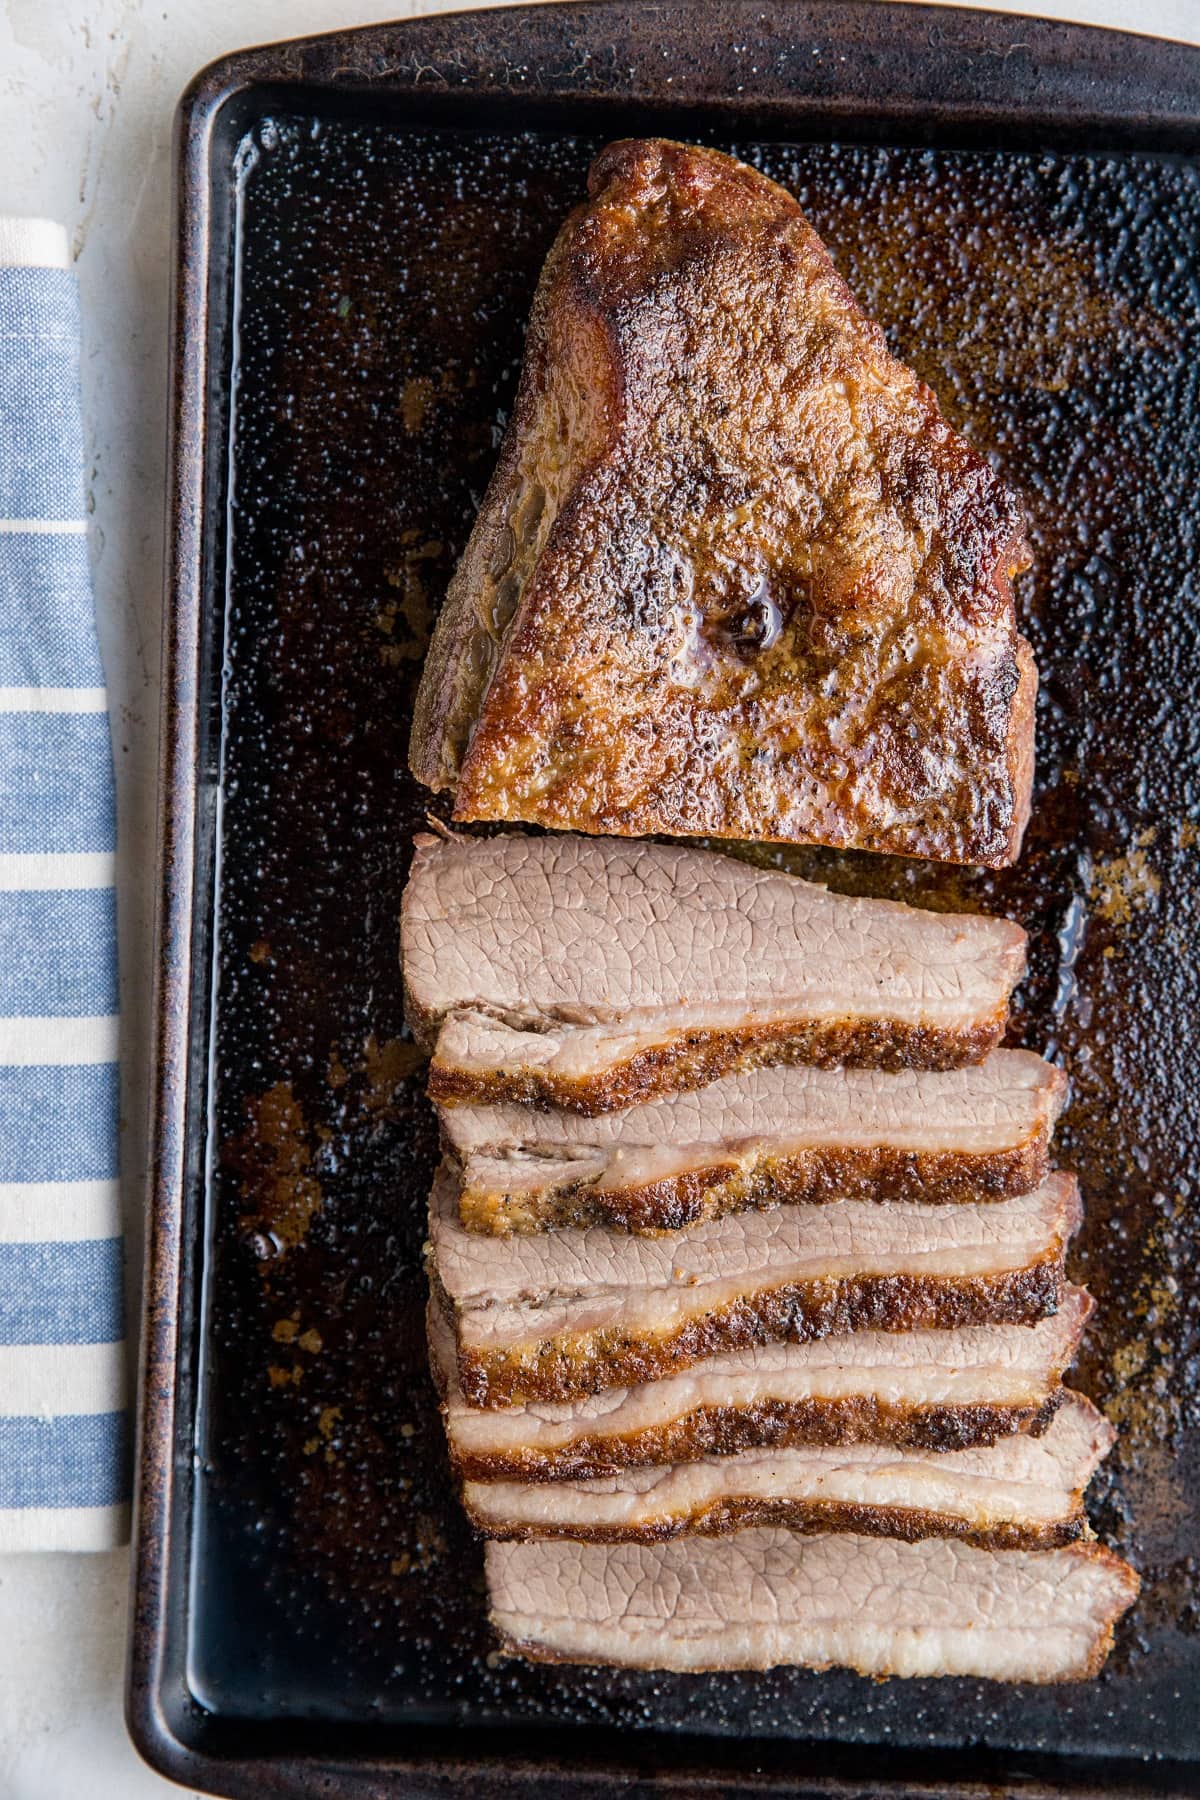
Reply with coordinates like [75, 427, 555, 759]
[429, 1168, 1081, 1406]
[441, 1048, 1066, 1232]
[462, 1392, 1112, 1550]
[486, 1530, 1138, 1680]
[429, 1289, 1092, 1480]
[402, 832, 1026, 1110]
[409, 139, 1035, 869]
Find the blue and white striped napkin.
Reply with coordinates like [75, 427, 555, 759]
[0, 218, 128, 1550]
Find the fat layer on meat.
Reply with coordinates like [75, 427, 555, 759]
[430, 1167, 1081, 1405]
[429, 1289, 1093, 1478]
[441, 1048, 1066, 1231]
[402, 831, 1027, 1109]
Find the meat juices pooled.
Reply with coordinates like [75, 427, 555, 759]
[402, 831, 1027, 1111]
[411, 138, 1035, 867]
[430, 1168, 1082, 1407]
[440, 1047, 1067, 1233]
[485, 1531, 1139, 1681]
[429, 1291, 1093, 1480]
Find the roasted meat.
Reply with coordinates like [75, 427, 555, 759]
[411, 138, 1035, 867]
[429, 1289, 1092, 1480]
[440, 1047, 1066, 1233]
[402, 831, 1027, 1110]
[462, 1392, 1113, 1549]
[429, 1167, 1081, 1406]
[485, 1530, 1138, 1680]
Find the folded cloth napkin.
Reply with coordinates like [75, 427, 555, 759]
[0, 218, 128, 1549]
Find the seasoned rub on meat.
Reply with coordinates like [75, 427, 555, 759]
[402, 832, 1027, 1110]
[428, 1290, 1092, 1480]
[429, 1167, 1081, 1406]
[485, 1530, 1139, 1680]
[440, 1047, 1066, 1233]
[462, 1392, 1114, 1550]
[410, 138, 1035, 867]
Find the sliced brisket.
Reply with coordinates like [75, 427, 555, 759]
[486, 1530, 1138, 1679]
[402, 832, 1027, 1110]
[429, 1289, 1091, 1479]
[430, 1167, 1081, 1406]
[463, 1392, 1112, 1549]
[441, 1047, 1066, 1232]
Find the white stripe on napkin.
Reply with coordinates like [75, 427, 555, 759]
[0, 1180, 122, 1242]
[0, 1015, 118, 1065]
[0, 1342, 126, 1415]
[0, 217, 70, 270]
[0, 852, 116, 890]
[0, 1504, 131, 1552]
[0, 520, 88, 535]
[0, 687, 108, 713]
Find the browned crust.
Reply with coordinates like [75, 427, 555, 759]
[425, 1295, 1074, 1478]
[489, 1544, 1141, 1682]
[455, 1135, 1053, 1235]
[443, 1392, 1067, 1483]
[464, 1492, 1089, 1552]
[443, 1255, 1068, 1409]
[399, 986, 439, 1056]
[436, 139, 1036, 868]
[429, 1006, 1012, 1116]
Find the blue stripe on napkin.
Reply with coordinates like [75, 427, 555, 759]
[0, 890, 119, 1015]
[0, 1412, 127, 1507]
[0, 1239, 123, 1345]
[0, 1064, 120, 1183]
[0, 268, 85, 521]
[0, 220, 128, 1548]
[0, 534, 106, 686]
[0, 714, 117, 853]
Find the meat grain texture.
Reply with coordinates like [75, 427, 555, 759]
[441, 1046, 1066, 1232]
[401, 822, 1136, 1679]
[486, 1531, 1138, 1681]
[429, 1291, 1093, 1479]
[410, 139, 1036, 867]
[402, 830, 1027, 1109]
[431, 1168, 1081, 1405]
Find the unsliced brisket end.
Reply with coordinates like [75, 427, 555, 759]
[440, 1048, 1066, 1233]
[429, 1290, 1091, 1480]
[410, 139, 1036, 868]
[462, 1392, 1112, 1550]
[486, 1530, 1139, 1680]
[429, 1168, 1081, 1406]
[402, 832, 1027, 1108]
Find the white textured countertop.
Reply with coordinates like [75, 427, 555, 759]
[0, 0, 1195, 1793]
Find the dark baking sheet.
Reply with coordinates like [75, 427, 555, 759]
[131, 4, 1200, 1795]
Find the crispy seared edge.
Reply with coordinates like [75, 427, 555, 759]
[1007, 634, 1038, 860]
[487, 1543, 1140, 1681]
[453, 1136, 1056, 1235]
[437, 1253, 1070, 1409]
[463, 1492, 1090, 1551]
[446, 1394, 1067, 1482]
[427, 1005, 1014, 1116]
[425, 1296, 1076, 1478]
